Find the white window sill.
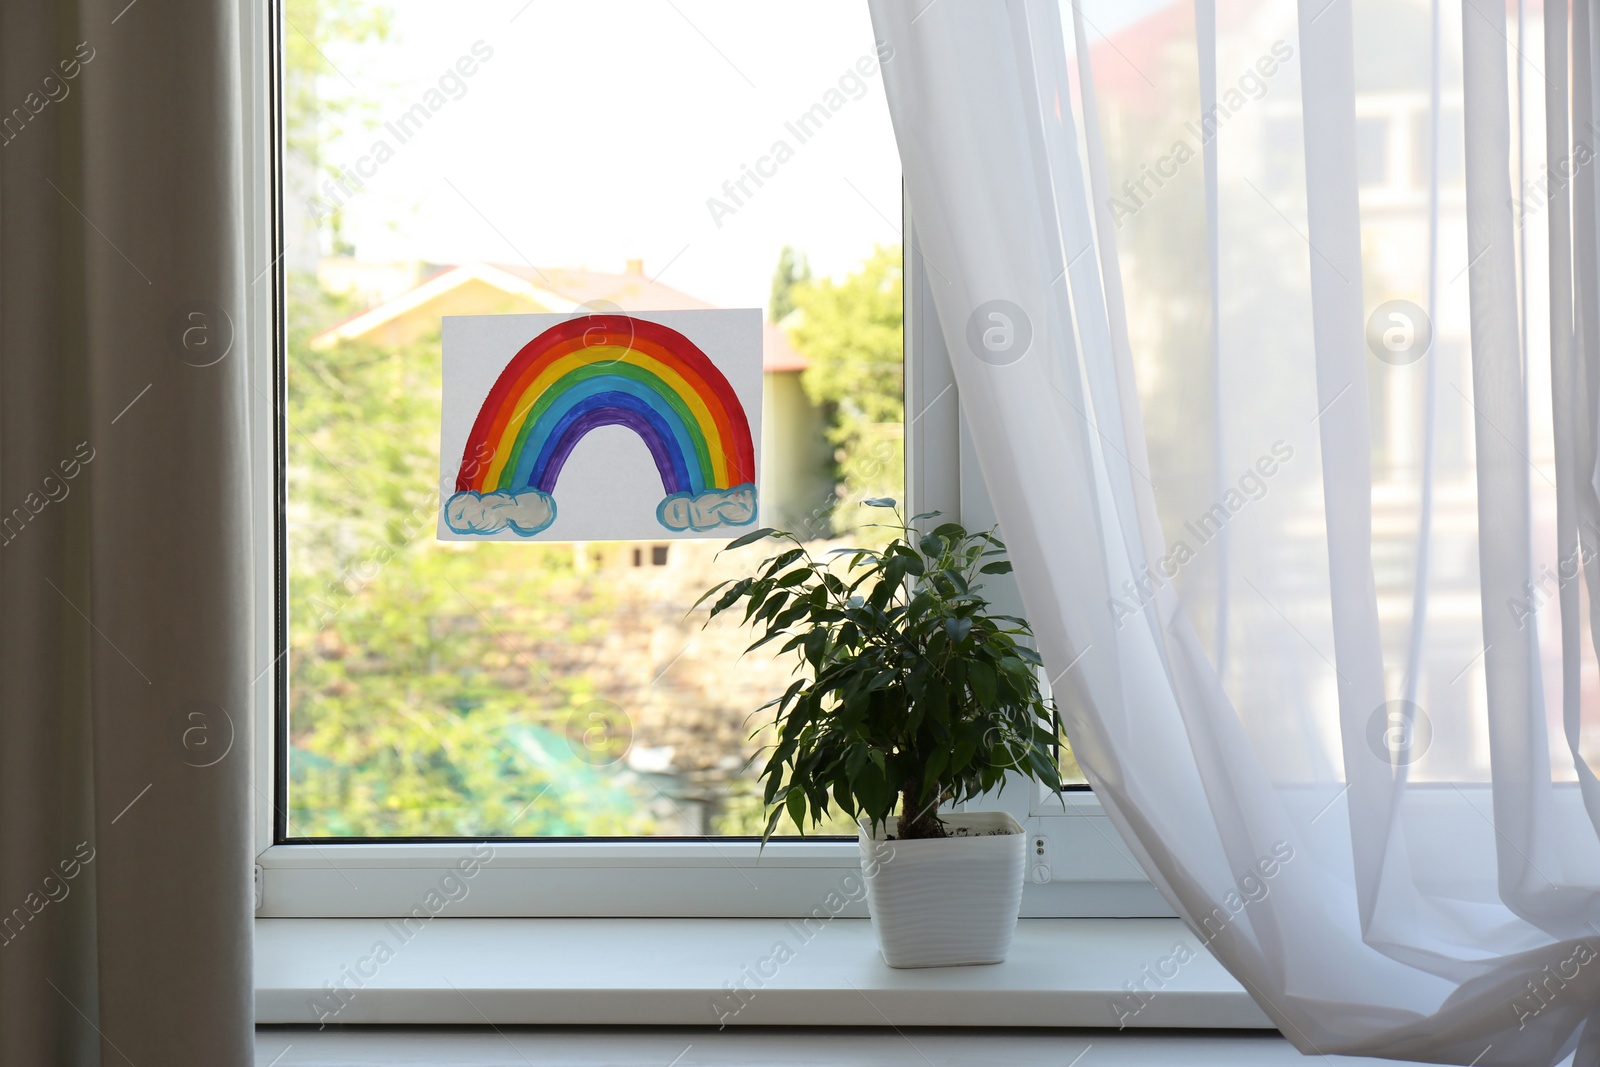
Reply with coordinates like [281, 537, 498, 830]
[255, 1028, 1401, 1067]
[255, 916, 1269, 1028]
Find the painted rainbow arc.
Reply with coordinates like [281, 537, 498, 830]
[449, 314, 758, 537]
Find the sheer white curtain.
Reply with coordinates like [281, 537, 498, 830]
[871, 0, 1600, 1062]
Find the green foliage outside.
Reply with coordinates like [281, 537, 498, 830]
[785, 245, 905, 520]
[284, 0, 390, 252]
[280, 0, 655, 836]
[283, 0, 391, 149]
[283, 236, 916, 836]
[285, 278, 663, 836]
[699, 507, 1065, 841]
[768, 245, 811, 324]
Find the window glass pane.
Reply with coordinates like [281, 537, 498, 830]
[282, 0, 903, 837]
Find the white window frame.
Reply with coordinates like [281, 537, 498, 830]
[241, 0, 1166, 921]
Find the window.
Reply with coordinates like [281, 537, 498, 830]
[278, 0, 907, 841]
[251, 0, 1163, 920]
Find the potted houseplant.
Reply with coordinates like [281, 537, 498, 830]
[697, 501, 1065, 967]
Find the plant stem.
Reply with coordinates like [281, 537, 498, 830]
[898, 780, 946, 840]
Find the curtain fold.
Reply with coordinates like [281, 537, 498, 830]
[0, 1, 255, 1063]
[871, 0, 1600, 1062]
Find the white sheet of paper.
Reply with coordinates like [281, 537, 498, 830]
[438, 309, 764, 543]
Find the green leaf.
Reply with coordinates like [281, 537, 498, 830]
[922, 747, 949, 797]
[753, 591, 791, 625]
[863, 497, 897, 508]
[762, 805, 785, 843]
[707, 577, 754, 615]
[775, 567, 813, 588]
[764, 609, 806, 642]
[1026, 743, 1060, 786]
[777, 678, 805, 712]
[763, 548, 807, 576]
[979, 561, 1013, 575]
[802, 629, 827, 669]
[970, 660, 997, 707]
[690, 578, 732, 611]
[857, 756, 886, 816]
[724, 527, 781, 552]
[951, 730, 978, 775]
[745, 627, 795, 654]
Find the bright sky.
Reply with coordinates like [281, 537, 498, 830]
[316, 1, 898, 308]
[313, 0, 1171, 309]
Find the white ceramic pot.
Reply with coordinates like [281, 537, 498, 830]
[857, 810, 1025, 968]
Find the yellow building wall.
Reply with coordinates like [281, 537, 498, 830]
[759, 370, 834, 535]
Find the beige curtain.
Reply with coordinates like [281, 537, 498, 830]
[0, 0, 254, 1063]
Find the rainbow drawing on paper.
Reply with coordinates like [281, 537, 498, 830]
[444, 314, 758, 538]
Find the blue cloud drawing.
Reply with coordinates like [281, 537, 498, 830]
[445, 489, 557, 536]
[657, 484, 758, 532]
